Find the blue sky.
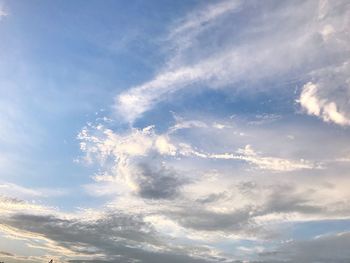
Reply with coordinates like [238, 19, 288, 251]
[0, 0, 350, 262]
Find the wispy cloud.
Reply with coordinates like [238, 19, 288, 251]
[209, 144, 319, 172]
[115, 0, 350, 123]
[260, 231, 350, 262]
[0, 5, 7, 19]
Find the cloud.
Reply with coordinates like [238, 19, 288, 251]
[173, 182, 335, 235]
[0, 250, 14, 256]
[299, 82, 350, 126]
[3, 152, 350, 262]
[0, 252, 39, 263]
[135, 163, 187, 200]
[0, 183, 42, 198]
[76, 115, 350, 245]
[114, 0, 350, 122]
[77, 124, 176, 164]
[177, 143, 318, 172]
[210, 145, 318, 172]
[0, 5, 7, 19]
[167, 206, 257, 234]
[78, 124, 187, 199]
[169, 0, 240, 40]
[0, 195, 53, 215]
[115, 65, 209, 122]
[0, 182, 68, 201]
[260, 231, 350, 263]
[78, 123, 319, 207]
[0, 211, 218, 263]
[168, 115, 208, 134]
[260, 184, 325, 215]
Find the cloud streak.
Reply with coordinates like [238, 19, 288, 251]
[115, 0, 350, 123]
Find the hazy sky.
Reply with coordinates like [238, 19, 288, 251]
[0, 0, 350, 262]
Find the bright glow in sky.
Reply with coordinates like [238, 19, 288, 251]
[0, 0, 350, 262]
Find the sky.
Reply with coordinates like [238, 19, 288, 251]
[0, 0, 350, 262]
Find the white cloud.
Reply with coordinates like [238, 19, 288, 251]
[299, 82, 322, 116]
[78, 122, 320, 206]
[209, 144, 318, 172]
[320, 24, 335, 41]
[78, 124, 178, 164]
[299, 82, 350, 126]
[78, 124, 187, 198]
[0, 195, 55, 216]
[169, 0, 240, 39]
[0, 182, 68, 201]
[115, 0, 350, 123]
[169, 115, 208, 134]
[155, 135, 177, 156]
[115, 65, 208, 122]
